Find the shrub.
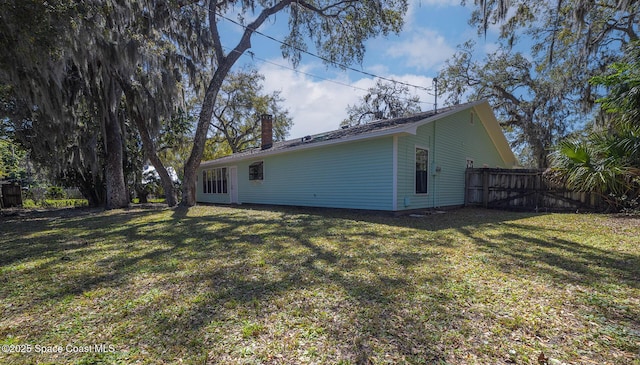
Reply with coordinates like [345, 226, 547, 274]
[22, 199, 89, 208]
[45, 186, 66, 199]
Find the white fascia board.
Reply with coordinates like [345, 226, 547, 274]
[199, 129, 413, 167]
[199, 101, 485, 168]
[396, 100, 486, 135]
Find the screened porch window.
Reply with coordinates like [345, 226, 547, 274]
[202, 168, 228, 194]
[415, 148, 428, 194]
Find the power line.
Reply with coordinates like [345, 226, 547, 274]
[206, 7, 435, 96]
[223, 46, 435, 107]
[229, 48, 369, 92]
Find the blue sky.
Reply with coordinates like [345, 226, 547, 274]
[218, 0, 500, 139]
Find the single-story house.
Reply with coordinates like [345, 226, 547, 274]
[197, 100, 518, 212]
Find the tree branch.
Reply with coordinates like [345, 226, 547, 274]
[493, 84, 521, 106]
[296, 0, 359, 18]
[209, 1, 224, 66]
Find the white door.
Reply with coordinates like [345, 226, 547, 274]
[229, 166, 239, 204]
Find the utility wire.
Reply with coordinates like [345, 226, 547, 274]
[208, 8, 435, 96]
[222, 46, 435, 106]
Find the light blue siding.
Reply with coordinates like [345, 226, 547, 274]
[396, 108, 509, 209]
[197, 105, 512, 211]
[200, 137, 394, 210]
[396, 122, 434, 209]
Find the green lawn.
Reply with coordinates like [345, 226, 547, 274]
[1, 206, 638, 364]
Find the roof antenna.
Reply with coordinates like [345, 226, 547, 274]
[433, 77, 438, 113]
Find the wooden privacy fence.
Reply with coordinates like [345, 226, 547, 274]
[465, 168, 603, 212]
[1, 182, 23, 208]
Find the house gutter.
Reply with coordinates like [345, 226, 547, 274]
[432, 119, 437, 208]
[199, 131, 411, 168]
[200, 101, 488, 168]
[392, 136, 398, 211]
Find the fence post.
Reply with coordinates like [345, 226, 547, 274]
[534, 172, 541, 210]
[482, 169, 489, 208]
[464, 170, 469, 206]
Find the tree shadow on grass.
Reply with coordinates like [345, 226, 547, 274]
[456, 221, 640, 289]
[1, 205, 466, 363]
[456, 220, 640, 360]
[2, 205, 639, 364]
[230, 203, 543, 232]
[0, 207, 158, 267]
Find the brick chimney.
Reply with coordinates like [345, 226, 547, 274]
[260, 114, 273, 150]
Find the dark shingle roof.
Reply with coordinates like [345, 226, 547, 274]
[201, 103, 472, 166]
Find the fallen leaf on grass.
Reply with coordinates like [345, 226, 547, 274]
[538, 351, 548, 365]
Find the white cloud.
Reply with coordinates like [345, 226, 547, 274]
[385, 28, 456, 71]
[258, 62, 367, 138]
[363, 64, 391, 77]
[258, 61, 438, 139]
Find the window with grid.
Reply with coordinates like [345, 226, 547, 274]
[249, 161, 264, 181]
[202, 168, 228, 194]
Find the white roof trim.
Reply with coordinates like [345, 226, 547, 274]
[199, 100, 512, 168]
[394, 100, 487, 135]
[199, 127, 412, 167]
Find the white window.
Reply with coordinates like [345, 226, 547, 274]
[415, 148, 428, 194]
[466, 159, 474, 168]
[249, 161, 264, 181]
[202, 168, 228, 194]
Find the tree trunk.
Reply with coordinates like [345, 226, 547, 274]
[529, 133, 550, 168]
[181, 58, 249, 206]
[180, 72, 228, 206]
[103, 110, 130, 209]
[154, 158, 178, 207]
[132, 115, 178, 207]
[179, 2, 286, 206]
[79, 185, 104, 207]
[181, 170, 197, 207]
[119, 79, 179, 207]
[137, 188, 149, 204]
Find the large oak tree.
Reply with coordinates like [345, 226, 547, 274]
[2, 0, 409, 208]
[210, 67, 293, 154]
[341, 80, 422, 127]
[179, 0, 409, 206]
[439, 0, 639, 167]
[0, 1, 208, 208]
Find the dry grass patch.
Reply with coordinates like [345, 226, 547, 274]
[1, 206, 638, 364]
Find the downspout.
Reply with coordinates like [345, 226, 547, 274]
[392, 136, 398, 211]
[432, 120, 437, 208]
[431, 80, 438, 208]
